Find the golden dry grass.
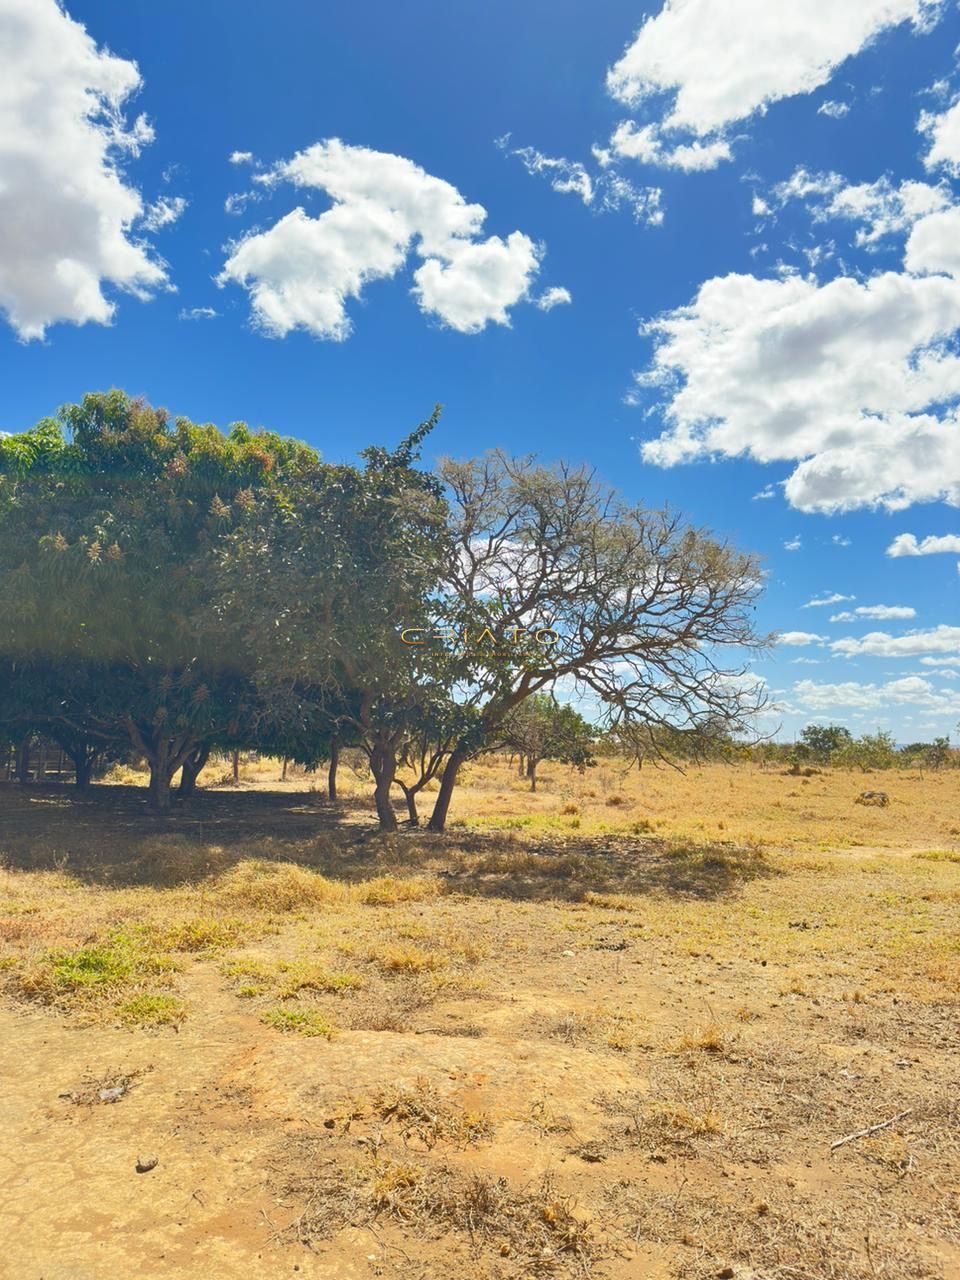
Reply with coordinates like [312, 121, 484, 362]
[446, 754, 960, 851]
[0, 761, 958, 1279]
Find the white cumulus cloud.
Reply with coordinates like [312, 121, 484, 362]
[603, 122, 732, 172]
[0, 0, 171, 340]
[830, 604, 917, 621]
[636, 266, 960, 513]
[604, 0, 940, 171]
[905, 204, 960, 277]
[920, 95, 960, 175]
[794, 674, 960, 713]
[218, 139, 553, 338]
[886, 531, 960, 555]
[830, 625, 960, 657]
[779, 631, 825, 646]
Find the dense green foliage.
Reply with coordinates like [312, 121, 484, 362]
[1, 389, 775, 827]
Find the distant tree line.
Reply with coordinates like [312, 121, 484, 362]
[0, 390, 769, 829]
[748, 725, 956, 773]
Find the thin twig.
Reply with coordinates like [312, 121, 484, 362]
[830, 1109, 913, 1152]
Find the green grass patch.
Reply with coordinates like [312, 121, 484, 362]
[17, 927, 178, 1010]
[117, 993, 186, 1027]
[260, 1007, 336, 1038]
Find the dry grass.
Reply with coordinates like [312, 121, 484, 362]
[446, 756, 960, 851]
[0, 762, 958, 1279]
[278, 1149, 598, 1275]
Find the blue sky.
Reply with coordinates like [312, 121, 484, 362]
[2, 0, 960, 741]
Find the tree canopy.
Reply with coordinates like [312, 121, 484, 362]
[1, 391, 771, 827]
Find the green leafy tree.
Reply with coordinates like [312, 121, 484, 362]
[798, 723, 853, 764]
[217, 409, 451, 831]
[0, 391, 317, 811]
[501, 694, 596, 791]
[836, 730, 896, 773]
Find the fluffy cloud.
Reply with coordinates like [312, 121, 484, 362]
[218, 139, 553, 338]
[829, 604, 916, 621]
[636, 267, 960, 512]
[178, 306, 218, 321]
[778, 631, 825, 646]
[886, 531, 960, 556]
[601, 123, 732, 172]
[830, 625, 960, 657]
[794, 674, 960, 713]
[920, 96, 960, 174]
[784, 536, 802, 551]
[498, 138, 663, 224]
[905, 205, 960, 277]
[0, 0, 171, 339]
[803, 592, 855, 608]
[604, 0, 939, 171]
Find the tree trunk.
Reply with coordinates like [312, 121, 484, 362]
[369, 741, 398, 832]
[232, 749, 240, 784]
[16, 736, 31, 786]
[178, 743, 210, 797]
[281, 756, 288, 782]
[517, 753, 525, 778]
[327, 736, 340, 802]
[399, 784, 419, 826]
[71, 748, 97, 793]
[527, 756, 538, 792]
[427, 744, 467, 833]
[148, 753, 176, 813]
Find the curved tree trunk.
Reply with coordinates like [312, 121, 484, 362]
[427, 744, 467, 833]
[178, 743, 210, 797]
[369, 741, 398, 832]
[398, 783, 419, 826]
[527, 756, 539, 792]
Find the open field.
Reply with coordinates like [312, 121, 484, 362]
[1, 758, 958, 1279]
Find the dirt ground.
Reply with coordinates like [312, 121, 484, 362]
[0, 760, 958, 1279]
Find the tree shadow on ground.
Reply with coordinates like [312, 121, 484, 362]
[0, 781, 780, 902]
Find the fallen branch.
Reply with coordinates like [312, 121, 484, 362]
[831, 1109, 913, 1152]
